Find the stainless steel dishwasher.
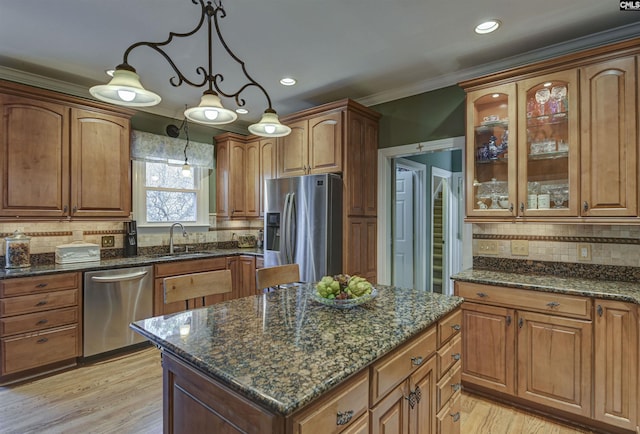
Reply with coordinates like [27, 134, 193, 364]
[83, 266, 153, 357]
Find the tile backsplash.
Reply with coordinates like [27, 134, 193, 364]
[473, 223, 640, 267]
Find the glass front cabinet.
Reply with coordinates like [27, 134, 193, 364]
[465, 71, 580, 220]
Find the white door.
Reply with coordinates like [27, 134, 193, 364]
[393, 169, 414, 289]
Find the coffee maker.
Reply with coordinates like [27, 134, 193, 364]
[123, 221, 138, 257]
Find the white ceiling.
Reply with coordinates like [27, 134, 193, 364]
[0, 0, 638, 133]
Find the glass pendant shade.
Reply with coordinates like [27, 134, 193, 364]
[89, 68, 161, 107]
[248, 109, 291, 137]
[184, 92, 237, 125]
[181, 162, 192, 177]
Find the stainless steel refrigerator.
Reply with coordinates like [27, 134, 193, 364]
[264, 173, 342, 282]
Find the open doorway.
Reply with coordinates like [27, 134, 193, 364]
[378, 137, 471, 295]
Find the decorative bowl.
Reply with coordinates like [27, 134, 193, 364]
[311, 287, 377, 309]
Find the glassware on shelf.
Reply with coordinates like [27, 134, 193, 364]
[551, 187, 569, 208]
[476, 178, 508, 209]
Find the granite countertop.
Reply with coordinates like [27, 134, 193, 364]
[452, 268, 640, 305]
[131, 284, 463, 416]
[0, 248, 264, 279]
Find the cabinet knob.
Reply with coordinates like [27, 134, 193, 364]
[451, 382, 462, 392]
[63, 205, 68, 213]
[411, 356, 424, 366]
[36, 300, 48, 306]
[36, 319, 49, 325]
[583, 201, 589, 212]
[476, 292, 487, 298]
[509, 203, 514, 213]
[36, 283, 48, 288]
[72, 206, 78, 213]
[451, 324, 461, 331]
[451, 412, 461, 423]
[37, 337, 49, 344]
[452, 353, 461, 361]
[336, 410, 354, 426]
[506, 315, 512, 326]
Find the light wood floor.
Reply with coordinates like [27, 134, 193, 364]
[0, 348, 594, 434]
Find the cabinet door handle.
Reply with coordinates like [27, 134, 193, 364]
[452, 353, 461, 361]
[583, 201, 589, 212]
[451, 412, 461, 423]
[519, 202, 524, 213]
[476, 292, 487, 298]
[36, 300, 48, 306]
[72, 206, 78, 213]
[336, 410, 354, 425]
[411, 356, 424, 366]
[63, 205, 68, 213]
[36, 319, 49, 325]
[36, 283, 48, 288]
[546, 301, 560, 308]
[451, 324, 461, 331]
[509, 203, 514, 213]
[414, 385, 421, 404]
[37, 337, 49, 344]
[597, 305, 603, 317]
[519, 317, 524, 328]
[506, 315, 512, 326]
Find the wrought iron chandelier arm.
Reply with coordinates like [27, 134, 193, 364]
[211, 0, 273, 110]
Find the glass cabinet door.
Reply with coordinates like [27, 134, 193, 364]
[466, 83, 517, 217]
[517, 70, 579, 217]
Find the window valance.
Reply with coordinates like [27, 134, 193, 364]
[131, 130, 214, 169]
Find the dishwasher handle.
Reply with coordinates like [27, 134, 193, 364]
[90, 270, 149, 283]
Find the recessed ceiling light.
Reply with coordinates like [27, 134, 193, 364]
[235, 108, 249, 114]
[475, 19, 501, 34]
[280, 77, 296, 86]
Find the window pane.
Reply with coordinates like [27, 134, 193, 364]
[146, 162, 194, 189]
[146, 190, 197, 222]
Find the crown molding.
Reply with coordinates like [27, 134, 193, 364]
[357, 22, 640, 107]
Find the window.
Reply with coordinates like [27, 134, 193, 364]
[133, 160, 209, 228]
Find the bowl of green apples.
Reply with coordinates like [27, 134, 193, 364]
[312, 274, 377, 309]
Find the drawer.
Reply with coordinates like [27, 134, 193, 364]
[289, 370, 368, 434]
[1, 325, 79, 375]
[154, 257, 227, 277]
[437, 363, 461, 411]
[0, 273, 79, 297]
[0, 289, 79, 317]
[455, 282, 592, 319]
[370, 326, 437, 404]
[436, 391, 461, 434]
[0, 307, 78, 336]
[438, 308, 462, 347]
[437, 335, 461, 378]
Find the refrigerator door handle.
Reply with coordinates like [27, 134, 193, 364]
[286, 192, 296, 264]
[282, 192, 291, 263]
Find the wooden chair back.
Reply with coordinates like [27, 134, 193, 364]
[163, 269, 233, 310]
[256, 264, 300, 291]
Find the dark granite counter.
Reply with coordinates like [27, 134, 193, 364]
[0, 248, 263, 279]
[131, 284, 463, 416]
[452, 268, 640, 304]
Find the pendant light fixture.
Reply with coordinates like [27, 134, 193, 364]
[89, 0, 290, 137]
[166, 116, 192, 177]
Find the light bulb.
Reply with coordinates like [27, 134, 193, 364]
[117, 89, 136, 102]
[204, 109, 219, 120]
[264, 124, 276, 134]
[182, 163, 192, 177]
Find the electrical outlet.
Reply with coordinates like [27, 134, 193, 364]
[577, 243, 591, 261]
[511, 240, 529, 256]
[101, 235, 115, 248]
[477, 240, 498, 255]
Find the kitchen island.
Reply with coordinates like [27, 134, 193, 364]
[131, 284, 464, 434]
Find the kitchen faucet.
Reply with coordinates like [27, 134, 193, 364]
[169, 222, 188, 254]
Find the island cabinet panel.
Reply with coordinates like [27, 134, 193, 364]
[163, 353, 285, 434]
[288, 369, 369, 434]
[0, 272, 81, 384]
[594, 300, 638, 430]
[516, 311, 592, 417]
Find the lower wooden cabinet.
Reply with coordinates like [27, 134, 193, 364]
[436, 392, 461, 434]
[594, 300, 638, 430]
[0, 272, 81, 384]
[456, 280, 640, 433]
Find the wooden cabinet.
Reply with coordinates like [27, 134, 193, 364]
[0, 81, 132, 219]
[344, 217, 377, 282]
[277, 112, 342, 178]
[259, 138, 277, 217]
[517, 310, 592, 417]
[0, 273, 81, 384]
[228, 255, 257, 298]
[580, 55, 638, 217]
[215, 133, 260, 219]
[153, 257, 227, 315]
[461, 39, 640, 223]
[594, 300, 638, 430]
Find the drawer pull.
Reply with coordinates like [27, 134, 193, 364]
[37, 337, 49, 344]
[451, 412, 461, 423]
[414, 385, 422, 404]
[411, 356, 424, 366]
[36, 283, 48, 288]
[36, 300, 48, 306]
[546, 301, 560, 308]
[36, 319, 49, 325]
[405, 386, 421, 409]
[451, 382, 462, 392]
[336, 410, 354, 426]
[451, 324, 461, 331]
[452, 353, 461, 361]
[476, 292, 487, 298]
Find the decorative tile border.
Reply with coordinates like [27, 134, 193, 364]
[473, 233, 640, 245]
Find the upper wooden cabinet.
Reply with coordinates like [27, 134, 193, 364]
[0, 81, 133, 219]
[258, 138, 277, 217]
[461, 38, 640, 223]
[277, 111, 342, 177]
